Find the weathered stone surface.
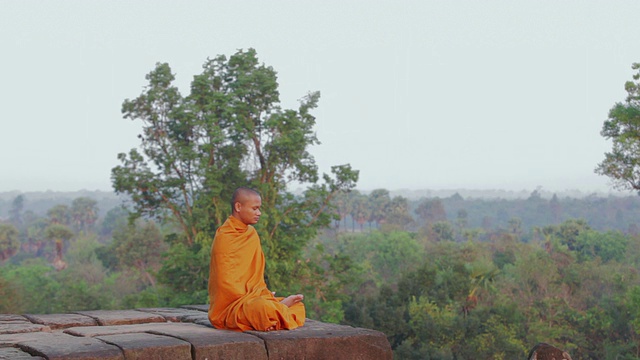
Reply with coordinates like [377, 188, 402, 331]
[184, 316, 213, 328]
[136, 307, 208, 323]
[248, 319, 393, 360]
[148, 323, 268, 360]
[166, 305, 211, 326]
[73, 310, 165, 326]
[23, 313, 97, 330]
[64, 323, 182, 337]
[1, 332, 123, 360]
[0, 331, 51, 346]
[1, 307, 393, 360]
[0, 315, 29, 322]
[180, 304, 208, 312]
[528, 342, 572, 360]
[0, 347, 45, 360]
[96, 333, 191, 360]
[0, 317, 49, 335]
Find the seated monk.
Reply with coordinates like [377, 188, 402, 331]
[208, 187, 306, 331]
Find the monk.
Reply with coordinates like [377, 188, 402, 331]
[208, 187, 306, 331]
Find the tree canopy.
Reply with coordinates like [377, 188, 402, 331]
[596, 62, 640, 191]
[112, 48, 358, 294]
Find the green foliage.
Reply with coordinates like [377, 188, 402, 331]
[345, 284, 409, 349]
[47, 204, 71, 226]
[44, 223, 74, 243]
[0, 259, 60, 313]
[628, 285, 640, 334]
[339, 231, 424, 285]
[0, 270, 20, 313]
[5, 191, 640, 359]
[542, 218, 590, 251]
[382, 196, 413, 231]
[415, 198, 447, 225]
[113, 48, 358, 297]
[53, 267, 112, 311]
[596, 62, 640, 192]
[288, 244, 362, 323]
[429, 221, 455, 242]
[492, 248, 516, 269]
[110, 220, 166, 286]
[338, 219, 640, 359]
[9, 195, 25, 228]
[0, 223, 20, 262]
[573, 230, 628, 263]
[70, 197, 98, 233]
[121, 287, 162, 309]
[368, 189, 391, 226]
[156, 242, 210, 306]
[98, 206, 130, 238]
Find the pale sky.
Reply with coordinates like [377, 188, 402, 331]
[1, 1, 639, 193]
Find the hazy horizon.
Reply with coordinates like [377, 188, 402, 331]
[2, 1, 639, 194]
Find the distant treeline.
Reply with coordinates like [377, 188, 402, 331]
[332, 189, 640, 237]
[0, 191, 126, 220]
[1, 189, 638, 235]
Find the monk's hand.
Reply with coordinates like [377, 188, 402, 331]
[280, 294, 304, 307]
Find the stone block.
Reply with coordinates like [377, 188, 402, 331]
[96, 333, 191, 360]
[23, 313, 97, 330]
[73, 310, 165, 326]
[1, 332, 123, 360]
[147, 323, 268, 360]
[64, 323, 182, 337]
[1, 308, 393, 360]
[180, 304, 208, 312]
[0, 315, 29, 322]
[183, 315, 212, 327]
[0, 315, 49, 335]
[0, 347, 45, 360]
[0, 331, 51, 346]
[248, 320, 393, 360]
[136, 307, 208, 323]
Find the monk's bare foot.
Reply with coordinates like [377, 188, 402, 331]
[266, 326, 276, 331]
[280, 294, 304, 307]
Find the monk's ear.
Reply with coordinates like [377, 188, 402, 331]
[233, 201, 242, 213]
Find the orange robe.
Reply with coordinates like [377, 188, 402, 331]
[208, 215, 305, 331]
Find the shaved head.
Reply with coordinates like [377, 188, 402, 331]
[231, 187, 261, 212]
[230, 187, 262, 225]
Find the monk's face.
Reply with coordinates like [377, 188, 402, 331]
[234, 193, 262, 225]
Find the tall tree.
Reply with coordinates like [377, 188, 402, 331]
[415, 198, 447, 226]
[596, 63, 640, 190]
[351, 192, 370, 231]
[98, 206, 130, 238]
[113, 49, 358, 294]
[71, 197, 98, 233]
[383, 196, 413, 231]
[47, 205, 71, 226]
[9, 195, 25, 228]
[112, 220, 166, 287]
[368, 189, 391, 228]
[0, 223, 20, 262]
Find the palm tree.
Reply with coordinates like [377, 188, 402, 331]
[464, 265, 500, 316]
[71, 197, 98, 233]
[44, 224, 74, 271]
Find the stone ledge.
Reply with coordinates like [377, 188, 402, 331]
[0, 306, 392, 360]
